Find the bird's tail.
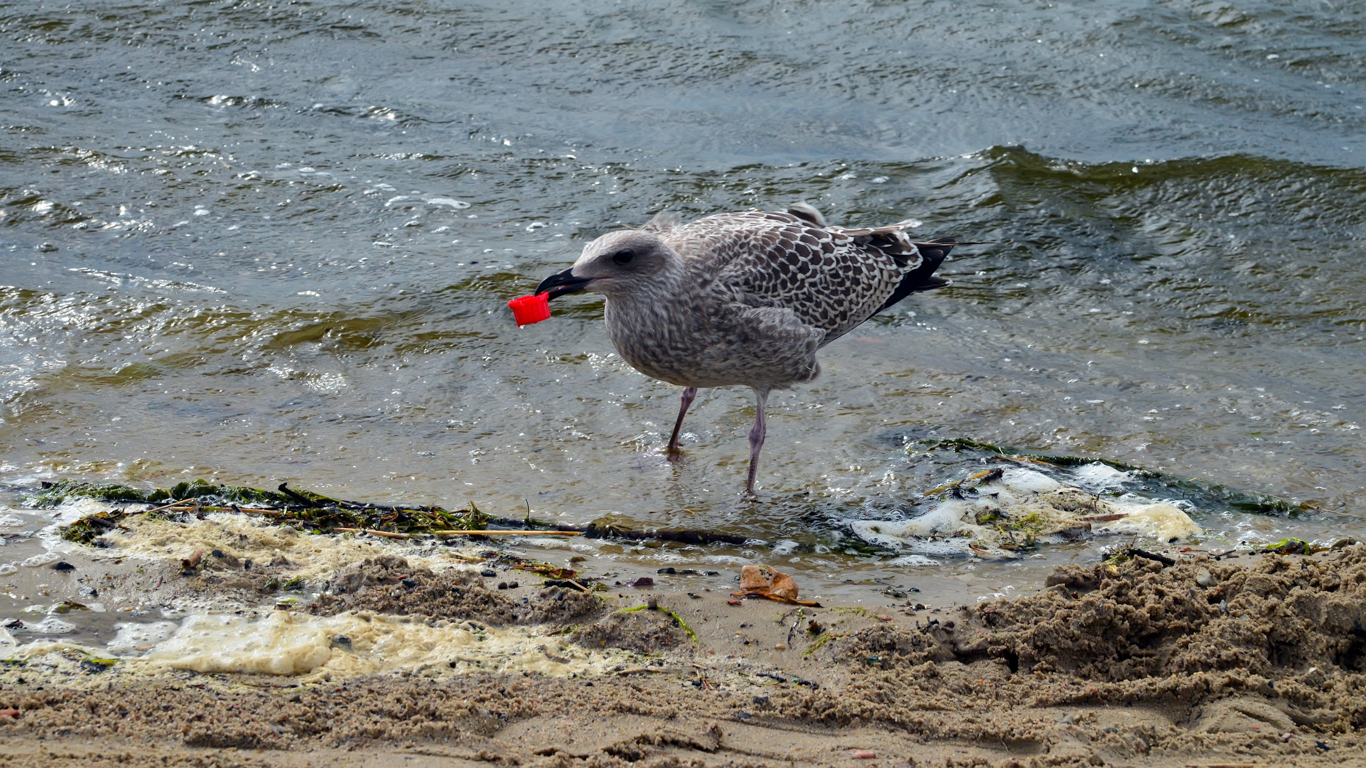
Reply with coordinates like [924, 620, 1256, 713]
[875, 237, 991, 313]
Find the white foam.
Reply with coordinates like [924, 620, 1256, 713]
[849, 467, 1200, 556]
[144, 610, 612, 679]
[20, 552, 60, 567]
[886, 554, 941, 567]
[1070, 462, 1134, 491]
[1094, 503, 1201, 541]
[426, 198, 471, 209]
[31, 616, 77, 634]
[106, 621, 180, 654]
[48, 498, 119, 526]
[999, 467, 1063, 494]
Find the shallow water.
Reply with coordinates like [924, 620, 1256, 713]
[2, 0, 1365, 615]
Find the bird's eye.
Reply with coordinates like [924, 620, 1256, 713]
[612, 249, 635, 265]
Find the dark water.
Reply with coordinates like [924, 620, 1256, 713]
[2, 0, 1364, 602]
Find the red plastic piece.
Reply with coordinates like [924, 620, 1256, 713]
[508, 293, 551, 326]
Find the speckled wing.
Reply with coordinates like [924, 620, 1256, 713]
[664, 210, 923, 344]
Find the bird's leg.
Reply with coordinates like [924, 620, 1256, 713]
[666, 386, 698, 455]
[745, 388, 769, 493]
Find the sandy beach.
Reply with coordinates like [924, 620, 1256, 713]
[3, 522, 1364, 768]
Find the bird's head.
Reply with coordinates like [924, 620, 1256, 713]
[536, 230, 679, 301]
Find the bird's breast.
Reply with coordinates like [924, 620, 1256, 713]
[603, 298, 715, 387]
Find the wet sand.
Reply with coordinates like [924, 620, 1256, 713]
[3, 536, 1366, 767]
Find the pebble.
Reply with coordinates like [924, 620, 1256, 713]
[849, 750, 876, 759]
[1195, 568, 1214, 587]
[631, 577, 654, 588]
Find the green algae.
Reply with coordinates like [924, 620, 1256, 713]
[36, 479, 510, 545]
[619, 604, 698, 643]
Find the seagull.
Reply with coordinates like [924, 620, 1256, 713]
[537, 204, 973, 493]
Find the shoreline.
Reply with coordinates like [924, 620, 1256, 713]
[3, 538, 1365, 767]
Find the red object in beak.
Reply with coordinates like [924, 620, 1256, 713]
[508, 293, 551, 326]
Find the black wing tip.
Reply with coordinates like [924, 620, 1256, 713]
[786, 202, 828, 228]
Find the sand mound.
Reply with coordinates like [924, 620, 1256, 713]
[832, 547, 1366, 684]
[979, 548, 1366, 680]
[571, 607, 691, 653]
[307, 556, 601, 626]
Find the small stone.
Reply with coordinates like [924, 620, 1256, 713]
[481, 569, 497, 578]
[849, 750, 876, 760]
[656, 567, 677, 574]
[774, 643, 787, 650]
[51, 562, 75, 573]
[631, 577, 654, 588]
[1195, 568, 1214, 587]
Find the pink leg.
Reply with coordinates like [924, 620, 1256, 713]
[745, 388, 769, 493]
[667, 387, 698, 454]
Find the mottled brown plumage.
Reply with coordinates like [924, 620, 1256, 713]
[537, 205, 967, 492]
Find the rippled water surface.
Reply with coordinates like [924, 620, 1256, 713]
[2, 0, 1364, 605]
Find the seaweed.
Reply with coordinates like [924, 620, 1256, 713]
[41, 479, 524, 545]
[42, 478, 768, 550]
[918, 437, 1316, 517]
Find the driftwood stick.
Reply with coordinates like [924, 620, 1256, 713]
[1124, 547, 1176, 567]
[432, 530, 583, 537]
[332, 527, 411, 539]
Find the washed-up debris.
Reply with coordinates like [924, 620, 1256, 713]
[920, 437, 1338, 518]
[32, 480, 499, 544]
[31, 479, 762, 549]
[1112, 547, 1178, 567]
[732, 565, 821, 607]
[850, 466, 1201, 559]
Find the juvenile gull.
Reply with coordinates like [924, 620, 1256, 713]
[537, 204, 971, 492]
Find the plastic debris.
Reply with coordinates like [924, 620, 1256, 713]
[508, 293, 551, 326]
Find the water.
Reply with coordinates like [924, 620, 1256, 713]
[2, 0, 1365, 618]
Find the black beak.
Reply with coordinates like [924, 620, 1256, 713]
[536, 267, 594, 300]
